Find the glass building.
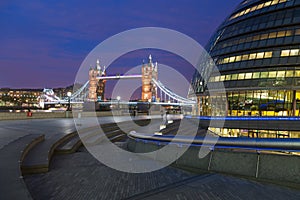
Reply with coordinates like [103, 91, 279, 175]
[190, 0, 300, 137]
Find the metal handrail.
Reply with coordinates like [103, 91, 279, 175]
[128, 131, 300, 151]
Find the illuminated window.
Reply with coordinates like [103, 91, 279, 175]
[290, 49, 299, 56]
[261, 72, 268, 78]
[229, 56, 236, 63]
[256, 52, 264, 59]
[253, 72, 260, 79]
[256, 3, 264, 9]
[260, 33, 269, 40]
[277, 31, 286, 37]
[238, 73, 245, 80]
[220, 75, 225, 81]
[253, 35, 260, 41]
[269, 32, 277, 38]
[285, 30, 293, 36]
[264, 52, 273, 58]
[235, 55, 242, 62]
[295, 71, 300, 77]
[225, 74, 232, 81]
[245, 73, 252, 79]
[231, 74, 238, 80]
[215, 76, 221, 82]
[268, 71, 277, 78]
[286, 71, 294, 77]
[281, 50, 290, 57]
[242, 54, 249, 61]
[277, 71, 285, 78]
[249, 53, 257, 60]
[223, 58, 230, 63]
[264, 1, 272, 6]
[296, 29, 300, 35]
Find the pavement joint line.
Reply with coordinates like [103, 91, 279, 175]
[125, 173, 214, 200]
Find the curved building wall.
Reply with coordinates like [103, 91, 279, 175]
[192, 0, 300, 119]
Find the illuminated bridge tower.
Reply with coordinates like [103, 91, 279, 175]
[142, 55, 158, 102]
[88, 59, 106, 102]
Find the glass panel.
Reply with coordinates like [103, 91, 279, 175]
[238, 73, 245, 80]
[269, 71, 277, 78]
[245, 73, 252, 79]
[277, 71, 285, 78]
[242, 54, 249, 60]
[295, 71, 300, 77]
[235, 55, 242, 62]
[231, 74, 238, 80]
[277, 31, 286, 37]
[269, 32, 277, 38]
[261, 72, 268, 78]
[256, 52, 264, 59]
[225, 74, 232, 81]
[223, 58, 230, 63]
[290, 49, 299, 56]
[264, 52, 273, 58]
[295, 29, 300, 35]
[229, 56, 236, 62]
[285, 30, 292, 36]
[281, 50, 290, 57]
[260, 33, 269, 40]
[249, 53, 257, 60]
[220, 75, 225, 81]
[253, 72, 260, 79]
[286, 71, 294, 77]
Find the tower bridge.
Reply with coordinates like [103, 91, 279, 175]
[39, 55, 196, 107]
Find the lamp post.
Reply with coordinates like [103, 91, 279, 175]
[117, 96, 121, 115]
[67, 92, 72, 111]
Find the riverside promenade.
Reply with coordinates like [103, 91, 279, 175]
[0, 114, 299, 199]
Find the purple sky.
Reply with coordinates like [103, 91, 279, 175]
[0, 0, 240, 90]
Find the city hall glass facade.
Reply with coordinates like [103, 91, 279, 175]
[191, 0, 300, 138]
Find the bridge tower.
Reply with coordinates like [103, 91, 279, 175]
[141, 55, 158, 101]
[88, 59, 106, 102]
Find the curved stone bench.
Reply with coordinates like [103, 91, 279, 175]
[21, 132, 76, 175]
[0, 134, 44, 200]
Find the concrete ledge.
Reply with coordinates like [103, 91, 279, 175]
[128, 138, 300, 185]
[258, 154, 300, 184]
[176, 146, 211, 171]
[210, 150, 258, 177]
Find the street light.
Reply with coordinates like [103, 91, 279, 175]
[67, 92, 72, 111]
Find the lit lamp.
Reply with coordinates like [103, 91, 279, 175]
[67, 92, 72, 111]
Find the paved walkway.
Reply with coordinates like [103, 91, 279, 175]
[25, 147, 300, 200]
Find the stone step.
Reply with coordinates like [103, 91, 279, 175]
[55, 135, 82, 154]
[21, 132, 76, 175]
[0, 134, 44, 200]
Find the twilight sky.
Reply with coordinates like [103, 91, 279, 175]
[0, 0, 240, 90]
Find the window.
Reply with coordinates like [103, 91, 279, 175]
[242, 54, 249, 60]
[286, 71, 294, 77]
[231, 74, 238, 80]
[245, 73, 252, 79]
[281, 50, 290, 57]
[253, 72, 260, 79]
[269, 71, 277, 78]
[249, 53, 257, 60]
[277, 71, 285, 78]
[238, 73, 245, 80]
[261, 72, 268, 78]
[226, 74, 232, 81]
[256, 52, 264, 59]
[264, 52, 273, 58]
[229, 56, 236, 63]
[269, 32, 277, 38]
[235, 55, 242, 62]
[277, 31, 286, 37]
[295, 71, 300, 77]
[220, 75, 225, 81]
[290, 49, 299, 56]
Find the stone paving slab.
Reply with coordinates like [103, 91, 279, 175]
[0, 134, 44, 200]
[24, 147, 300, 200]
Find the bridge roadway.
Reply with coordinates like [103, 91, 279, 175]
[0, 116, 299, 199]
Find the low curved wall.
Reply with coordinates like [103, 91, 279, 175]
[127, 138, 300, 186]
